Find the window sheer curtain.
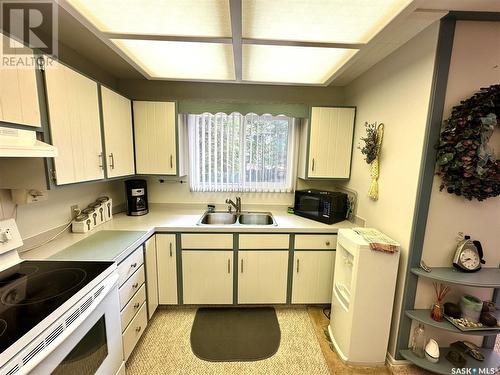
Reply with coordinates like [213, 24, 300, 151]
[188, 112, 296, 192]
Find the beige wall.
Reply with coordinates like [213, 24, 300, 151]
[341, 22, 440, 357]
[146, 177, 341, 207]
[413, 21, 500, 347]
[118, 79, 344, 105]
[0, 181, 125, 240]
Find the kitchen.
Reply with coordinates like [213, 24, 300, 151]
[0, 1, 499, 374]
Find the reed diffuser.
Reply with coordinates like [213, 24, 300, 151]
[431, 282, 451, 322]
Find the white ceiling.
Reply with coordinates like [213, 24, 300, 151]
[56, 0, 499, 86]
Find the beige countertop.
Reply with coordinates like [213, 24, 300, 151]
[23, 203, 355, 262]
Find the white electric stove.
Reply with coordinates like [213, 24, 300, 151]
[0, 219, 124, 375]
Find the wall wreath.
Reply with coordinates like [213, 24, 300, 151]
[436, 84, 500, 201]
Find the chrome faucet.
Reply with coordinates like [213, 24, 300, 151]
[226, 196, 241, 214]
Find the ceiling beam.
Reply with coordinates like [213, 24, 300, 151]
[104, 33, 232, 44]
[242, 38, 364, 50]
[229, 0, 242, 81]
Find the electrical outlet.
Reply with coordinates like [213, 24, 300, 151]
[70, 205, 79, 219]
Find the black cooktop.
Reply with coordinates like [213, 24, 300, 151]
[0, 260, 113, 355]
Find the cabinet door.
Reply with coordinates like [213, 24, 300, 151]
[45, 62, 104, 184]
[133, 101, 176, 175]
[144, 236, 158, 319]
[238, 251, 288, 304]
[101, 86, 134, 178]
[292, 251, 335, 304]
[156, 234, 178, 304]
[308, 107, 355, 178]
[182, 251, 232, 304]
[0, 36, 41, 127]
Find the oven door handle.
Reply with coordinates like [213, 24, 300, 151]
[19, 273, 120, 374]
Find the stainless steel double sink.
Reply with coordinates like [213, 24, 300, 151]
[197, 211, 277, 226]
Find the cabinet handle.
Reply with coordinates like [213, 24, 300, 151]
[109, 153, 115, 169]
[241, 259, 244, 273]
[132, 283, 139, 288]
[311, 158, 315, 171]
[134, 302, 140, 309]
[170, 154, 173, 169]
[227, 259, 231, 274]
[296, 258, 300, 273]
[135, 326, 142, 333]
[326, 241, 330, 246]
[130, 262, 137, 268]
[169, 242, 173, 257]
[98, 153, 104, 169]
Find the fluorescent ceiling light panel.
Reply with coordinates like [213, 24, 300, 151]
[67, 0, 232, 37]
[112, 40, 235, 80]
[243, 45, 357, 84]
[242, 0, 412, 44]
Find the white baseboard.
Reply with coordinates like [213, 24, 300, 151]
[386, 352, 410, 366]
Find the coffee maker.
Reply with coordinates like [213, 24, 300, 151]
[125, 179, 148, 216]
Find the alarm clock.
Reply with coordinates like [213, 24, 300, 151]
[452, 236, 485, 272]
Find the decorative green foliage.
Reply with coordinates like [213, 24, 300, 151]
[358, 121, 379, 164]
[436, 84, 500, 201]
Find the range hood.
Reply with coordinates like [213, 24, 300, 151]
[0, 127, 57, 157]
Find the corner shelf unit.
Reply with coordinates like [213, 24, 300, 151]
[402, 267, 500, 374]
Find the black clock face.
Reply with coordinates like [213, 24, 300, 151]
[459, 247, 480, 270]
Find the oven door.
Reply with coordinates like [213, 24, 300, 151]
[29, 276, 123, 375]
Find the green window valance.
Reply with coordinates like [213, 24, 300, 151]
[177, 100, 309, 118]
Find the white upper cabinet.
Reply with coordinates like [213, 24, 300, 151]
[45, 62, 104, 185]
[133, 101, 177, 175]
[0, 36, 41, 127]
[101, 86, 135, 178]
[298, 106, 355, 179]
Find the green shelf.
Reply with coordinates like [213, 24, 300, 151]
[400, 347, 499, 375]
[406, 310, 500, 336]
[411, 267, 500, 288]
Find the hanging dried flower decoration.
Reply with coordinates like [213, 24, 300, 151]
[436, 84, 500, 201]
[358, 122, 385, 200]
[358, 122, 379, 164]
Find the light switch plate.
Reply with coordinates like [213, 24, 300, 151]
[0, 218, 23, 255]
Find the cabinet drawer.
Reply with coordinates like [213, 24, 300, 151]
[118, 248, 144, 286]
[121, 284, 146, 331]
[239, 234, 289, 249]
[295, 235, 337, 250]
[181, 234, 233, 249]
[122, 302, 148, 360]
[119, 266, 145, 309]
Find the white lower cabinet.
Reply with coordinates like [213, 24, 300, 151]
[156, 234, 178, 304]
[122, 302, 148, 360]
[182, 250, 233, 304]
[292, 251, 335, 304]
[238, 251, 288, 304]
[116, 246, 147, 361]
[144, 236, 159, 318]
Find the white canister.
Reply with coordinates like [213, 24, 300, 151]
[90, 202, 105, 226]
[81, 207, 98, 227]
[72, 213, 93, 233]
[97, 196, 113, 221]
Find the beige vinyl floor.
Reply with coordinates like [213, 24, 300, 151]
[126, 306, 498, 375]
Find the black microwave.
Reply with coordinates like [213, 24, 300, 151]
[294, 189, 348, 224]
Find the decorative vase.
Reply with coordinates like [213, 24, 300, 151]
[411, 324, 426, 358]
[430, 303, 444, 322]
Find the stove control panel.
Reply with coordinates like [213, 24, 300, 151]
[0, 218, 23, 254]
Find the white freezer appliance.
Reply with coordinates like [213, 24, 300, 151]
[328, 228, 400, 365]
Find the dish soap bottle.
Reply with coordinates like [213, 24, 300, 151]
[411, 324, 426, 358]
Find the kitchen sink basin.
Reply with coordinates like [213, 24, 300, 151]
[197, 211, 276, 226]
[238, 213, 275, 225]
[199, 212, 237, 225]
